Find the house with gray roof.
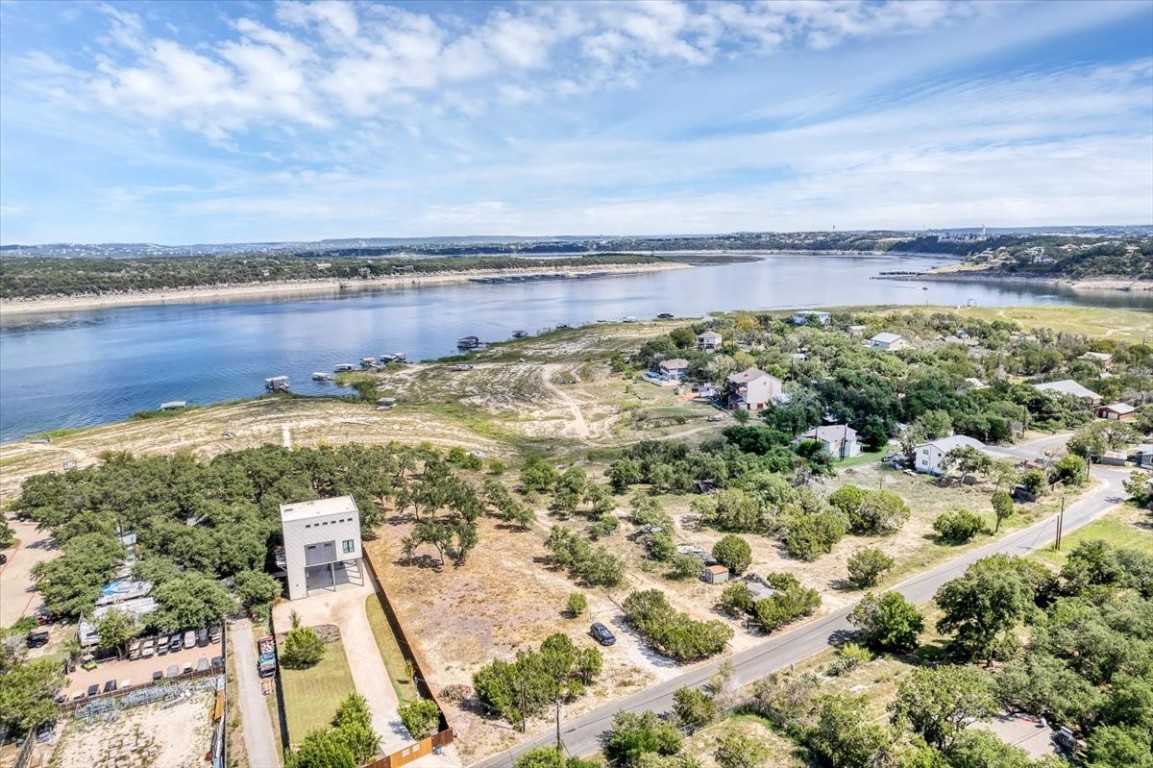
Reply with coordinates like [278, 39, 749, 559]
[796, 424, 860, 459]
[658, 358, 690, 381]
[869, 332, 908, 351]
[1033, 379, 1103, 405]
[913, 435, 994, 475]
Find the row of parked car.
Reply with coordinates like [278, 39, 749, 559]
[128, 625, 221, 660]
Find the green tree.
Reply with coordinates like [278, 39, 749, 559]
[672, 687, 716, 730]
[848, 592, 924, 653]
[398, 698, 440, 739]
[849, 490, 911, 535]
[1052, 454, 1087, 486]
[889, 666, 996, 750]
[30, 533, 124, 619]
[281, 623, 326, 669]
[566, 593, 588, 618]
[234, 569, 281, 610]
[0, 518, 14, 550]
[945, 730, 1034, 768]
[804, 694, 893, 768]
[711, 535, 753, 575]
[331, 693, 380, 763]
[991, 490, 1014, 532]
[153, 571, 234, 630]
[713, 731, 771, 768]
[605, 710, 683, 766]
[752, 574, 821, 632]
[932, 509, 986, 545]
[94, 609, 138, 659]
[292, 728, 357, 768]
[935, 555, 1047, 663]
[1123, 470, 1152, 507]
[1085, 725, 1153, 768]
[782, 512, 845, 561]
[942, 446, 994, 485]
[846, 547, 895, 589]
[521, 456, 559, 494]
[0, 659, 64, 732]
[514, 747, 605, 768]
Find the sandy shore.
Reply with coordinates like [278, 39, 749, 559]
[0, 261, 691, 316]
[879, 270, 1153, 294]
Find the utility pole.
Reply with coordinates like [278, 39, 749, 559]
[555, 698, 563, 755]
[1054, 495, 1065, 552]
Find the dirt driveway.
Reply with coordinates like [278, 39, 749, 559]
[0, 517, 59, 626]
[272, 576, 411, 754]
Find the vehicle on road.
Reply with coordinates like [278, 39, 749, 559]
[590, 622, 616, 646]
[103, 680, 117, 693]
[27, 629, 50, 648]
[86, 684, 99, 697]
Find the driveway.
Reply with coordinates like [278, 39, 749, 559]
[231, 619, 281, 768]
[473, 465, 1130, 766]
[272, 573, 411, 754]
[0, 518, 59, 626]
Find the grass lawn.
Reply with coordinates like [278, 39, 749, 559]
[837, 448, 886, 468]
[280, 637, 357, 742]
[1031, 503, 1153, 567]
[365, 595, 420, 705]
[946, 305, 1153, 344]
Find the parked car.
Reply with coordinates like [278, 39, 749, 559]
[169, 633, 183, 652]
[209, 625, 222, 644]
[35, 610, 55, 626]
[86, 684, 99, 697]
[103, 680, 117, 693]
[196, 628, 209, 648]
[0, 553, 7, 564]
[166, 665, 179, 678]
[27, 629, 50, 648]
[152, 670, 164, 682]
[211, 656, 223, 669]
[590, 622, 616, 646]
[156, 640, 169, 657]
[196, 657, 210, 672]
[141, 639, 155, 658]
[35, 721, 55, 742]
[182, 630, 196, 649]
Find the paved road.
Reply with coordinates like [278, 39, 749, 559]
[473, 464, 1129, 767]
[231, 619, 281, 768]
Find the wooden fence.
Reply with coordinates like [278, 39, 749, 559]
[362, 729, 454, 768]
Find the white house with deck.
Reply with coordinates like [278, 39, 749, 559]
[279, 496, 363, 600]
[658, 358, 690, 381]
[797, 425, 860, 459]
[913, 435, 993, 475]
[697, 331, 722, 352]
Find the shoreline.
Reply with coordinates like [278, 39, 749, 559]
[875, 271, 1153, 294]
[0, 261, 692, 316]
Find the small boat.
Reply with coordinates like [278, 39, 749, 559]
[457, 335, 481, 350]
[376, 397, 397, 409]
[360, 357, 377, 369]
[334, 363, 355, 373]
[512, 330, 528, 339]
[265, 376, 290, 392]
[312, 372, 333, 381]
[380, 352, 407, 364]
[159, 401, 187, 410]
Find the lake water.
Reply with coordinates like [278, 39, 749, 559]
[2, 253, 1149, 441]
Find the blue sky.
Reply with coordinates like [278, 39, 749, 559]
[0, 0, 1151, 245]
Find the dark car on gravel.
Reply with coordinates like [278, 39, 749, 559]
[590, 622, 616, 646]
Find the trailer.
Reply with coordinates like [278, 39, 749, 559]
[257, 635, 277, 677]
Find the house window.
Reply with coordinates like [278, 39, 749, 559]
[342, 539, 355, 554]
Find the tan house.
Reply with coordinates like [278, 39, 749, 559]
[697, 331, 723, 352]
[726, 368, 783, 410]
[869, 332, 909, 351]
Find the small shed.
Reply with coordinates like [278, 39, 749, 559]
[1097, 402, 1136, 422]
[703, 565, 730, 584]
[1100, 450, 1128, 466]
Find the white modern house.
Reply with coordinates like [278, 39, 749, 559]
[697, 331, 723, 352]
[279, 496, 363, 601]
[913, 435, 992, 475]
[869, 332, 909, 351]
[726, 368, 784, 410]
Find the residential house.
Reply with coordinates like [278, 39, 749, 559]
[1080, 352, 1114, 370]
[792, 311, 831, 326]
[1097, 402, 1137, 422]
[1033, 380, 1103, 405]
[869, 332, 909, 351]
[280, 496, 363, 600]
[796, 425, 861, 459]
[913, 435, 993, 475]
[697, 331, 723, 352]
[658, 358, 690, 382]
[726, 368, 784, 411]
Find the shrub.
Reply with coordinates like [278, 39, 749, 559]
[668, 553, 703, 580]
[280, 624, 325, 669]
[398, 698, 441, 739]
[711, 535, 753, 575]
[623, 590, 734, 662]
[716, 582, 754, 617]
[1021, 470, 1047, 497]
[783, 513, 846, 561]
[752, 574, 821, 632]
[827, 642, 873, 676]
[1052, 455, 1087, 487]
[672, 687, 716, 729]
[605, 710, 683, 765]
[846, 548, 895, 589]
[587, 515, 620, 540]
[932, 509, 986, 545]
[566, 593, 588, 618]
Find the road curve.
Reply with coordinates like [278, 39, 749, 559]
[472, 466, 1129, 767]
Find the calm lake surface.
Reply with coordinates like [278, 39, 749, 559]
[2, 253, 1150, 441]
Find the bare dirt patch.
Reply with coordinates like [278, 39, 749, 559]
[49, 690, 214, 768]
